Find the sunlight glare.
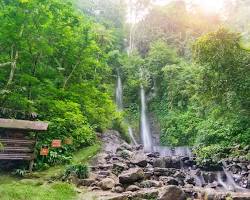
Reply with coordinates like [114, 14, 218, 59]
[194, 0, 224, 13]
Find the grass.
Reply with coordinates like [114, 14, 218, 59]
[0, 181, 76, 200]
[0, 143, 102, 200]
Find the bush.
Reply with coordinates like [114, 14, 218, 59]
[64, 164, 89, 179]
[35, 100, 96, 167]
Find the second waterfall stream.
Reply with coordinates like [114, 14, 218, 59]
[140, 85, 152, 152]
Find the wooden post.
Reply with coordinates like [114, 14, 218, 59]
[29, 160, 34, 172]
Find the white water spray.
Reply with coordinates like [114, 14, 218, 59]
[115, 72, 137, 144]
[128, 126, 137, 145]
[115, 73, 123, 111]
[140, 85, 152, 152]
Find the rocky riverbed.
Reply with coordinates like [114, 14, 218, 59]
[75, 130, 250, 200]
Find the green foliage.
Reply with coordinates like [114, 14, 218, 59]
[129, 28, 250, 162]
[13, 169, 28, 177]
[64, 164, 89, 179]
[158, 110, 201, 146]
[0, 0, 121, 169]
[150, 28, 250, 161]
[35, 100, 96, 167]
[112, 112, 131, 143]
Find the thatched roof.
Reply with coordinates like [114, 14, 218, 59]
[0, 118, 48, 131]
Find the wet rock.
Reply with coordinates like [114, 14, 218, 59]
[184, 159, 195, 167]
[112, 163, 126, 175]
[171, 157, 181, 169]
[96, 175, 108, 181]
[135, 144, 143, 150]
[130, 189, 159, 199]
[112, 186, 124, 193]
[184, 184, 194, 189]
[201, 189, 228, 200]
[203, 172, 217, 183]
[80, 178, 95, 187]
[207, 181, 218, 189]
[185, 176, 195, 185]
[119, 168, 144, 184]
[160, 176, 179, 186]
[154, 167, 175, 176]
[153, 157, 166, 168]
[131, 153, 148, 168]
[159, 185, 186, 200]
[126, 185, 140, 192]
[120, 143, 132, 151]
[117, 149, 133, 159]
[91, 186, 102, 191]
[67, 172, 80, 185]
[165, 157, 172, 168]
[147, 152, 160, 158]
[247, 174, 250, 189]
[99, 178, 115, 190]
[99, 164, 113, 171]
[139, 180, 162, 188]
[173, 171, 186, 179]
[229, 164, 242, 174]
[98, 171, 111, 176]
[112, 156, 120, 161]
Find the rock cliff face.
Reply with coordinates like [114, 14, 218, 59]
[75, 130, 250, 200]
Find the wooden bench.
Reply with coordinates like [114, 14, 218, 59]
[0, 118, 48, 171]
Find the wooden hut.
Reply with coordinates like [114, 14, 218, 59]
[0, 118, 48, 171]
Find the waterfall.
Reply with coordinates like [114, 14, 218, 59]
[140, 85, 152, 152]
[115, 73, 123, 111]
[115, 72, 137, 144]
[217, 172, 228, 190]
[128, 126, 137, 145]
[222, 167, 245, 191]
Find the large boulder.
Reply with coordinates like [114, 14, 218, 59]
[160, 176, 179, 186]
[119, 168, 144, 184]
[185, 176, 195, 185]
[98, 178, 115, 190]
[159, 185, 186, 200]
[153, 157, 166, 168]
[126, 185, 140, 192]
[113, 186, 124, 193]
[154, 167, 176, 176]
[117, 149, 133, 159]
[131, 153, 148, 168]
[120, 143, 133, 151]
[130, 189, 159, 200]
[171, 157, 181, 169]
[112, 162, 127, 175]
[139, 180, 162, 188]
[80, 178, 95, 187]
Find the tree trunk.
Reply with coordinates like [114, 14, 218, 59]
[6, 46, 18, 87]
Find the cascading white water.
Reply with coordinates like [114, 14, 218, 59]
[174, 147, 192, 157]
[128, 126, 137, 145]
[140, 85, 152, 152]
[190, 169, 205, 187]
[115, 73, 123, 111]
[217, 172, 228, 190]
[222, 167, 245, 192]
[153, 146, 173, 156]
[115, 72, 137, 144]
